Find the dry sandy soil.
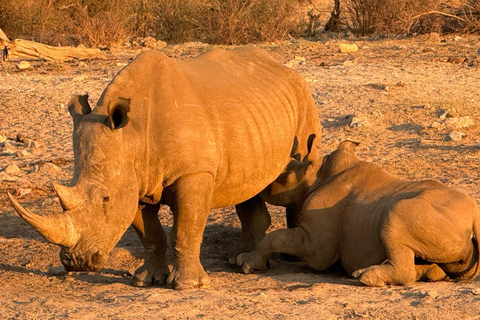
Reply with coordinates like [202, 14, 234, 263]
[2, 34, 480, 319]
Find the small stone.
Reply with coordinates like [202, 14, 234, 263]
[347, 115, 370, 128]
[0, 171, 17, 181]
[431, 122, 442, 129]
[5, 164, 21, 176]
[0, 134, 6, 144]
[339, 43, 359, 53]
[343, 60, 355, 66]
[425, 290, 438, 299]
[1, 148, 15, 155]
[47, 266, 67, 276]
[78, 62, 88, 68]
[116, 62, 128, 67]
[445, 131, 466, 141]
[16, 150, 30, 157]
[16, 61, 30, 70]
[472, 288, 480, 295]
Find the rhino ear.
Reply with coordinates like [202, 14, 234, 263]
[68, 94, 91, 119]
[106, 98, 130, 130]
[337, 140, 360, 151]
[302, 133, 319, 164]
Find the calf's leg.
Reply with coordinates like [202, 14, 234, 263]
[131, 202, 169, 287]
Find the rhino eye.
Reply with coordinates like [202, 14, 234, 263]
[102, 196, 110, 203]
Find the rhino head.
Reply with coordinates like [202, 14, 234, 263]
[8, 94, 139, 271]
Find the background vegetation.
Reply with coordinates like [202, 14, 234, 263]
[1, 0, 480, 47]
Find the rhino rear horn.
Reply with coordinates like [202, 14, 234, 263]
[54, 183, 83, 211]
[7, 192, 78, 247]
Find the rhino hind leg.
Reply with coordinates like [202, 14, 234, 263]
[131, 202, 169, 287]
[166, 173, 214, 290]
[237, 227, 313, 274]
[228, 196, 271, 266]
[352, 244, 416, 287]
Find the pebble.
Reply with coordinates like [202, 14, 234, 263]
[424, 290, 438, 299]
[18, 188, 32, 196]
[0, 171, 17, 181]
[16, 61, 30, 70]
[23, 138, 41, 148]
[348, 114, 370, 128]
[472, 288, 480, 295]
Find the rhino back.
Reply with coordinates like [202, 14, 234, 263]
[94, 48, 321, 206]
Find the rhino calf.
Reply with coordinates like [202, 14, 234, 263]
[238, 140, 480, 286]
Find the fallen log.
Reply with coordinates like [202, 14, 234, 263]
[1, 38, 107, 61]
[0, 28, 106, 61]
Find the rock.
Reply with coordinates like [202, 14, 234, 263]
[40, 162, 62, 174]
[16, 61, 30, 70]
[5, 164, 21, 176]
[445, 131, 466, 141]
[47, 266, 67, 276]
[78, 62, 88, 68]
[339, 43, 359, 53]
[23, 138, 41, 148]
[472, 288, 480, 295]
[424, 290, 438, 299]
[0, 134, 6, 144]
[444, 116, 475, 129]
[1, 147, 15, 155]
[447, 56, 466, 64]
[16, 150, 30, 157]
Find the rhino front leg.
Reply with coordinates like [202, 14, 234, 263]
[228, 195, 271, 266]
[166, 173, 213, 290]
[131, 202, 169, 287]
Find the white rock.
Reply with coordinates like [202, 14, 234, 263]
[348, 115, 370, 128]
[339, 43, 359, 53]
[444, 116, 475, 129]
[18, 188, 32, 196]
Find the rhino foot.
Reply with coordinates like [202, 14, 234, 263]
[133, 264, 169, 287]
[352, 267, 387, 287]
[237, 252, 269, 274]
[166, 265, 210, 290]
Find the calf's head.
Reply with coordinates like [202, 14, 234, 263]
[261, 134, 320, 206]
[8, 94, 139, 271]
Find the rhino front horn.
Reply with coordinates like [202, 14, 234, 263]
[7, 192, 78, 247]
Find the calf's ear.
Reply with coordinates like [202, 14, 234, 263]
[68, 94, 91, 120]
[106, 97, 130, 130]
[337, 140, 360, 151]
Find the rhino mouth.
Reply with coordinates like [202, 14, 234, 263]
[60, 246, 107, 272]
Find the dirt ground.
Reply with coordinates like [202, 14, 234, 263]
[2, 34, 480, 319]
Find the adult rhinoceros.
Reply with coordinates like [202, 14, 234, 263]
[238, 140, 480, 286]
[8, 47, 322, 289]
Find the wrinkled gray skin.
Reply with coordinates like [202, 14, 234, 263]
[238, 140, 480, 286]
[8, 47, 322, 290]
